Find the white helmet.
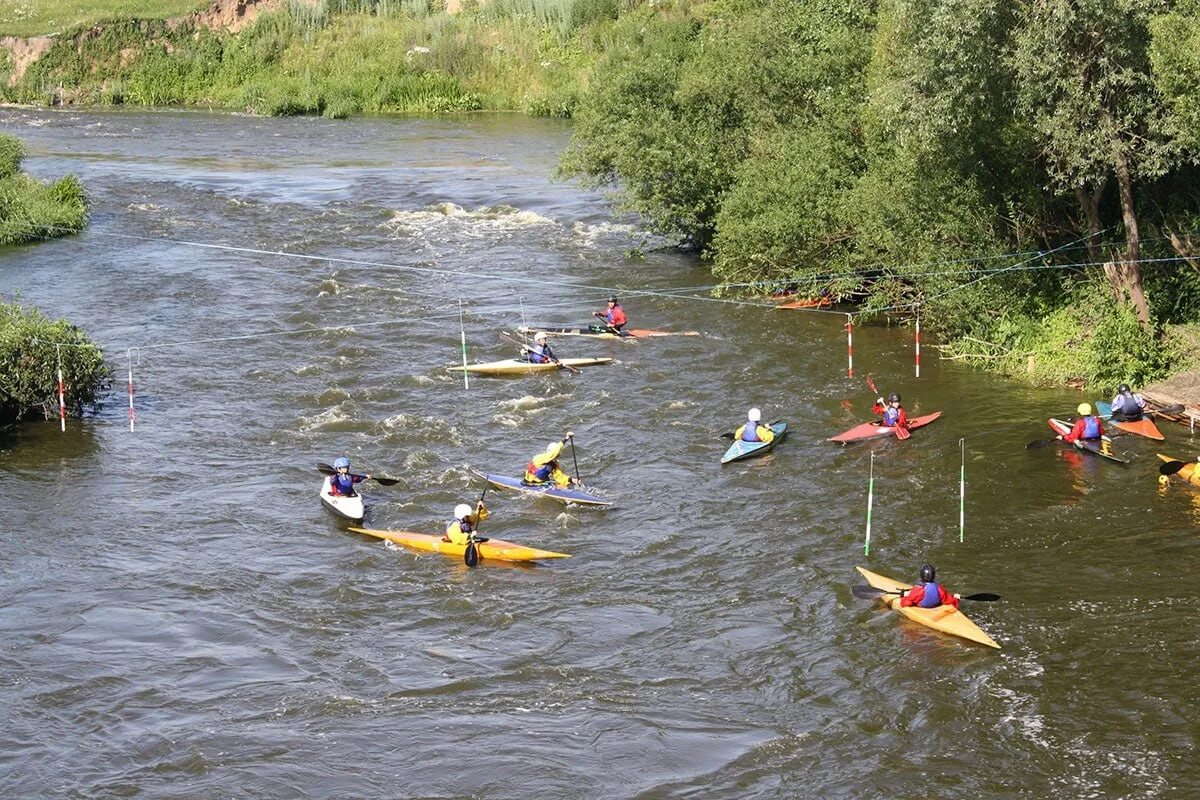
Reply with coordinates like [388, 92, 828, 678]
[454, 503, 473, 520]
[748, 407, 761, 422]
[534, 332, 547, 343]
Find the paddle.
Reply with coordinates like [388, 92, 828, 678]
[851, 584, 1000, 602]
[1150, 403, 1185, 417]
[500, 331, 582, 374]
[567, 431, 581, 485]
[464, 485, 488, 568]
[1159, 460, 1191, 476]
[1025, 437, 1062, 450]
[866, 375, 910, 439]
[720, 419, 783, 440]
[316, 463, 400, 486]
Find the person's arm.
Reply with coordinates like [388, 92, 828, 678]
[898, 585, 924, 607]
[896, 408, 908, 428]
[758, 425, 775, 443]
[938, 586, 961, 608]
[873, 399, 886, 416]
[352, 473, 370, 484]
[1063, 418, 1086, 443]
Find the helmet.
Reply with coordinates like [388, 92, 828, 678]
[545, 441, 564, 458]
[608, 296, 619, 304]
[534, 332, 547, 343]
[747, 407, 762, 422]
[888, 393, 901, 403]
[333, 457, 350, 469]
[1118, 383, 1131, 394]
[1077, 403, 1092, 416]
[919, 563, 936, 582]
[454, 503, 473, 520]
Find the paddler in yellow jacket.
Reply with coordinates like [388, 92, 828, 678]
[734, 408, 775, 444]
[523, 432, 578, 487]
[444, 501, 489, 546]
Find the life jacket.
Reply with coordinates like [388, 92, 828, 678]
[882, 406, 903, 426]
[528, 343, 552, 364]
[741, 422, 761, 442]
[1082, 416, 1102, 439]
[330, 473, 356, 496]
[525, 460, 555, 482]
[917, 581, 943, 608]
[606, 305, 627, 327]
[1112, 392, 1144, 419]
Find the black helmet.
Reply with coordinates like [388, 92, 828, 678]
[919, 563, 935, 582]
[888, 392, 901, 403]
[608, 296, 619, 304]
[1118, 383, 1131, 394]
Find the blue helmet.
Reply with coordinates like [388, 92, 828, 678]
[333, 457, 350, 469]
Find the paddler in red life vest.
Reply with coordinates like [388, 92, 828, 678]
[734, 408, 775, 443]
[873, 392, 908, 429]
[444, 501, 489, 545]
[522, 331, 558, 364]
[1062, 403, 1105, 443]
[591, 296, 628, 334]
[1110, 383, 1147, 421]
[523, 432, 578, 487]
[898, 564, 960, 609]
[329, 457, 370, 496]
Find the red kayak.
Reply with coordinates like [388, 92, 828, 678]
[828, 412, 943, 443]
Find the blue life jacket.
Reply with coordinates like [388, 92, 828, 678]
[882, 406, 902, 426]
[529, 461, 554, 481]
[528, 343, 552, 364]
[918, 581, 943, 608]
[331, 473, 357, 495]
[741, 422, 761, 442]
[1082, 416, 1102, 439]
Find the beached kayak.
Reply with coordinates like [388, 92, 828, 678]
[1096, 401, 1165, 440]
[448, 357, 613, 376]
[475, 471, 612, 507]
[775, 297, 833, 310]
[856, 566, 999, 649]
[320, 477, 364, 522]
[722, 421, 788, 464]
[349, 527, 570, 563]
[1158, 453, 1200, 486]
[1048, 418, 1130, 464]
[518, 325, 700, 340]
[828, 412, 942, 443]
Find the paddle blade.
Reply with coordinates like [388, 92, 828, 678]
[865, 374, 879, 395]
[372, 476, 400, 486]
[895, 426, 911, 441]
[316, 463, 335, 475]
[1152, 404, 1185, 416]
[963, 592, 1001, 602]
[1026, 438, 1059, 450]
[719, 432, 736, 440]
[1159, 460, 1188, 476]
[464, 540, 479, 567]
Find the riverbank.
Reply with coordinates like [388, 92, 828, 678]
[0, 131, 85, 245]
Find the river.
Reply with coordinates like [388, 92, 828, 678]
[1, 108, 1197, 799]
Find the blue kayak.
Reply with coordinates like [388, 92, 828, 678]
[476, 471, 613, 507]
[721, 421, 788, 464]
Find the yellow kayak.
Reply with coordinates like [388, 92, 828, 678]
[1158, 453, 1200, 486]
[447, 357, 613, 376]
[856, 566, 999, 649]
[349, 527, 570, 563]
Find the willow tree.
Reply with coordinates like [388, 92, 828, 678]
[1012, 0, 1187, 325]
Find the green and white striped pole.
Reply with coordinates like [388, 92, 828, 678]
[459, 299, 469, 391]
[864, 451, 875, 556]
[959, 438, 966, 543]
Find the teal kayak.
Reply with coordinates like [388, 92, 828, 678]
[721, 422, 788, 464]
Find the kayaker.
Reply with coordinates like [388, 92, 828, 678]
[523, 433, 577, 487]
[591, 296, 628, 334]
[1110, 384, 1147, 421]
[444, 501, 489, 545]
[734, 408, 775, 443]
[328, 457, 370, 496]
[1061, 402, 1104, 443]
[899, 564, 960, 609]
[522, 332, 559, 364]
[873, 392, 908, 429]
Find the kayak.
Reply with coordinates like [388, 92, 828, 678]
[1096, 401, 1165, 440]
[448, 357, 613, 376]
[1048, 418, 1130, 464]
[320, 477, 364, 522]
[828, 412, 942, 443]
[518, 325, 700, 340]
[475, 471, 612, 507]
[1157, 453, 1200, 486]
[722, 421, 788, 464]
[349, 526, 570, 563]
[776, 297, 833, 310]
[856, 566, 999, 649]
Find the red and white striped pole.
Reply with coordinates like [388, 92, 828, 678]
[56, 346, 66, 432]
[127, 348, 136, 432]
[846, 314, 854, 379]
[915, 313, 921, 379]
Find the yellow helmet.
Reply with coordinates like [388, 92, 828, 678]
[1077, 403, 1092, 416]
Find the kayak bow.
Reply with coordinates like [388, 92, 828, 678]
[829, 412, 942, 443]
[349, 527, 570, 563]
[856, 566, 999, 649]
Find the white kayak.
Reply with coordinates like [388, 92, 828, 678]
[320, 477, 364, 522]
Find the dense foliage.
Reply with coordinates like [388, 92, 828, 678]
[0, 302, 110, 424]
[561, 0, 1200, 387]
[0, 133, 88, 246]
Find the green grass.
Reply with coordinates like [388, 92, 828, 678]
[0, 0, 209, 37]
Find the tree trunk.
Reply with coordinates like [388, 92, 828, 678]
[1075, 184, 1105, 265]
[1111, 138, 1151, 325]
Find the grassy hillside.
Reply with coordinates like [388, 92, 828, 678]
[0, 0, 209, 38]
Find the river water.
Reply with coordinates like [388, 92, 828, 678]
[1, 109, 1197, 799]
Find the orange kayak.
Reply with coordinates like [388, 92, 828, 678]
[349, 527, 570, 563]
[776, 297, 832, 309]
[1096, 401, 1165, 440]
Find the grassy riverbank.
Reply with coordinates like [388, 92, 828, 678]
[0, 0, 208, 38]
[0, 132, 86, 245]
